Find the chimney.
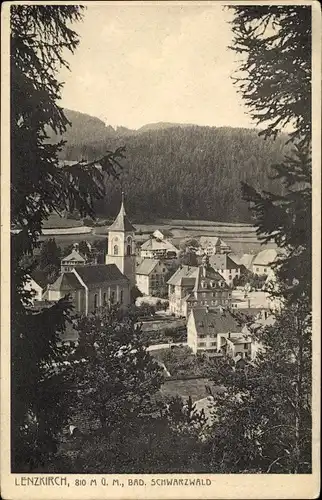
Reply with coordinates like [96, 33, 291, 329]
[228, 331, 231, 339]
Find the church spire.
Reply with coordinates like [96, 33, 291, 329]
[108, 191, 135, 232]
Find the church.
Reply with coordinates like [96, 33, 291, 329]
[47, 194, 136, 315]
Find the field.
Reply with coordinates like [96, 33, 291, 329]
[38, 216, 276, 254]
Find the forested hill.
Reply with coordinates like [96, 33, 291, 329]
[51, 109, 289, 222]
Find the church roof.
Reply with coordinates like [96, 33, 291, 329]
[108, 193, 136, 232]
[75, 264, 129, 285]
[49, 273, 84, 292]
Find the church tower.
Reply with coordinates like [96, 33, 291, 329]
[105, 193, 136, 288]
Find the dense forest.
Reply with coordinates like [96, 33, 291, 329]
[50, 109, 289, 222]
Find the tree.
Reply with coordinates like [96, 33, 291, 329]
[206, 4, 313, 474]
[208, 303, 311, 473]
[229, 5, 311, 144]
[179, 249, 198, 267]
[71, 307, 164, 430]
[10, 5, 124, 471]
[38, 239, 60, 268]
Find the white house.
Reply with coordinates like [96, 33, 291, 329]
[252, 249, 278, 278]
[209, 254, 243, 286]
[135, 259, 168, 296]
[199, 236, 231, 256]
[140, 237, 179, 260]
[152, 229, 173, 241]
[24, 270, 48, 303]
[187, 306, 243, 355]
[61, 248, 86, 273]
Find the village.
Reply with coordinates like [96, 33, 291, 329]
[24, 193, 283, 411]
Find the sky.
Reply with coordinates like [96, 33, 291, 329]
[59, 2, 256, 130]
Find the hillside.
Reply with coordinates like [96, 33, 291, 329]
[49, 109, 289, 223]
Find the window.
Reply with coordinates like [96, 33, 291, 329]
[94, 294, 98, 310]
[103, 292, 107, 306]
[114, 245, 119, 255]
[198, 342, 206, 347]
[229, 275, 232, 280]
[120, 290, 123, 304]
[110, 291, 115, 304]
[244, 343, 249, 350]
[126, 243, 131, 256]
[256, 267, 259, 272]
[264, 268, 267, 273]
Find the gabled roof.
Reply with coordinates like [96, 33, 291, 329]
[136, 259, 160, 276]
[29, 270, 48, 289]
[141, 238, 179, 252]
[75, 264, 129, 285]
[253, 249, 278, 266]
[199, 236, 230, 248]
[153, 229, 173, 238]
[209, 254, 241, 270]
[239, 253, 256, 270]
[193, 265, 227, 292]
[191, 307, 243, 335]
[167, 265, 198, 286]
[49, 273, 84, 292]
[108, 194, 136, 232]
[62, 249, 86, 263]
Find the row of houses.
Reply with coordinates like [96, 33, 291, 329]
[187, 305, 272, 361]
[25, 196, 280, 318]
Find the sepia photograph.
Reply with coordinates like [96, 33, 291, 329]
[1, 0, 320, 498]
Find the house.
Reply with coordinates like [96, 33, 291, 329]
[168, 255, 231, 317]
[218, 332, 253, 359]
[24, 270, 48, 303]
[61, 247, 86, 273]
[152, 229, 173, 241]
[209, 253, 243, 287]
[238, 253, 256, 271]
[136, 259, 168, 296]
[167, 265, 198, 317]
[187, 306, 243, 355]
[140, 237, 179, 260]
[47, 264, 130, 315]
[105, 192, 136, 288]
[199, 236, 231, 256]
[252, 249, 278, 278]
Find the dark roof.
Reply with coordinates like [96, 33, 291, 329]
[50, 273, 84, 292]
[191, 307, 243, 335]
[193, 266, 228, 292]
[108, 198, 136, 232]
[209, 254, 241, 270]
[75, 264, 129, 284]
[30, 270, 48, 289]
